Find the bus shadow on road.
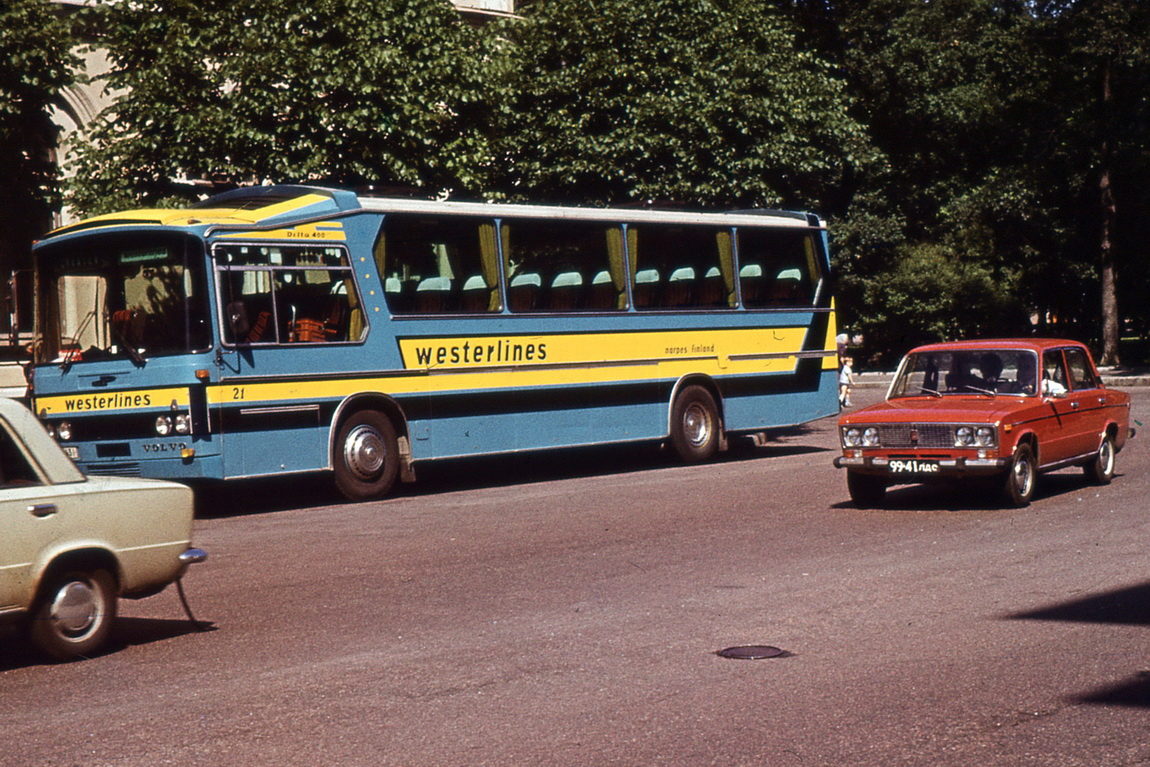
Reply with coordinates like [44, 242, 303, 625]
[1006, 580, 1150, 708]
[194, 432, 831, 517]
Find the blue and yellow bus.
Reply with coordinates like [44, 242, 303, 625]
[29, 186, 839, 500]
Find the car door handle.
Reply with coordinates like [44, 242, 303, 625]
[1070, 401, 1080, 409]
[28, 503, 57, 518]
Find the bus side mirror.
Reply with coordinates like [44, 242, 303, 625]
[227, 301, 250, 337]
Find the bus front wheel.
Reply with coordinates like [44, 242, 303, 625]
[334, 410, 400, 502]
[670, 385, 721, 463]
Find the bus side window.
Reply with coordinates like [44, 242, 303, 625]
[501, 219, 620, 314]
[737, 229, 820, 309]
[382, 214, 498, 315]
[627, 224, 725, 311]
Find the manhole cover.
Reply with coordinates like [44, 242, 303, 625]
[716, 645, 789, 660]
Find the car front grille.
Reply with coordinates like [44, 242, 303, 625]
[878, 424, 956, 448]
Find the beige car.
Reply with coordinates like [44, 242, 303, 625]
[0, 397, 205, 660]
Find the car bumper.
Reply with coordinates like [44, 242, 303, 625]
[833, 454, 1008, 477]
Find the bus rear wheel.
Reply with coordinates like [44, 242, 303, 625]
[334, 410, 400, 502]
[670, 385, 721, 463]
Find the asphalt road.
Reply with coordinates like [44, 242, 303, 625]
[4, 388, 1150, 766]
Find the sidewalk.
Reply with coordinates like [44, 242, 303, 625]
[853, 367, 1150, 389]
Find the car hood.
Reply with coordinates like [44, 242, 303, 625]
[841, 396, 1041, 425]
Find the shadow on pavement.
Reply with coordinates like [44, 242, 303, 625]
[194, 430, 831, 517]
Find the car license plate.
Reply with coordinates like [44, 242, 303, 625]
[63, 446, 79, 460]
[889, 459, 940, 475]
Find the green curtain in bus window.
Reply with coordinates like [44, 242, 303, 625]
[607, 227, 629, 310]
[480, 223, 503, 312]
[716, 230, 736, 307]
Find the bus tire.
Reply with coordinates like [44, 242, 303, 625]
[28, 568, 117, 661]
[334, 410, 400, 502]
[669, 385, 721, 463]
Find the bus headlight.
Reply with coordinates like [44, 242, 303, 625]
[57, 421, 72, 441]
[155, 415, 173, 436]
[174, 413, 192, 435]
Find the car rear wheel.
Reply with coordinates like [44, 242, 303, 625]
[847, 471, 886, 508]
[28, 568, 117, 661]
[1003, 443, 1036, 507]
[1084, 432, 1116, 485]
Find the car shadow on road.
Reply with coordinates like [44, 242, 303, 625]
[0, 617, 214, 672]
[831, 470, 1121, 512]
[1006, 580, 1150, 708]
[194, 431, 832, 518]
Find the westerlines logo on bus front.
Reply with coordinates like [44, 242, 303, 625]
[409, 338, 548, 368]
[61, 392, 153, 412]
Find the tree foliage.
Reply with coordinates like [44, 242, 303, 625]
[493, 0, 872, 209]
[0, 0, 79, 266]
[68, 0, 500, 214]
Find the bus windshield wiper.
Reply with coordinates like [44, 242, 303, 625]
[113, 325, 147, 367]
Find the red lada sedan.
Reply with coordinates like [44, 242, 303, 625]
[834, 339, 1133, 508]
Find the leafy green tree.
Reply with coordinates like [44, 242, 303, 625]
[0, 0, 79, 293]
[67, 0, 501, 215]
[494, 0, 872, 210]
[1033, 0, 1150, 365]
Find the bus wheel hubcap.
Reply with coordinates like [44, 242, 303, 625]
[684, 404, 711, 447]
[345, 425, 386, 481]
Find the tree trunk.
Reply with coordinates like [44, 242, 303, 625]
[1098, 58, 1120, 367]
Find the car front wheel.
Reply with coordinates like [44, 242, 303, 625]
[28, 568, 117, 661]
[847, 471, 886, 508]
[1003, 444, 1036, 507]
[1084, 432, 1116, 485]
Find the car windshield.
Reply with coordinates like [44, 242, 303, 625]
[35, 232, 212, 365]
[889, 350, 1038, 398]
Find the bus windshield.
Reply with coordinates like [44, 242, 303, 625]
[35, 232, 212, 365]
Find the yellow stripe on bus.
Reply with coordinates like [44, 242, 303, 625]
[35, 387, 191, 416]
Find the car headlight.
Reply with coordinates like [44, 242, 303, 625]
[57, 421, 72, 441]
[863, 427, 881, 446]
[955, 426, 974, 446]
[975, 426, 996, 446]
[155, 415, 173, 436]
[843, 427, 862, 447]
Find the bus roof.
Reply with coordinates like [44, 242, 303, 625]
[41, 185, 825, 241]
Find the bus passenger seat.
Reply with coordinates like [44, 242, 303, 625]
[700, 266, 725, 307]
[509, 272, 541, 312]
[460, 275, 489, 313]
[415, 276, 453, 313]
[549, 272, 583, 311]
[666, 267, 696, 307]
[586, 271, 615, 310]
[633, 269, 661, 308]
[739, 264, 764, 305]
